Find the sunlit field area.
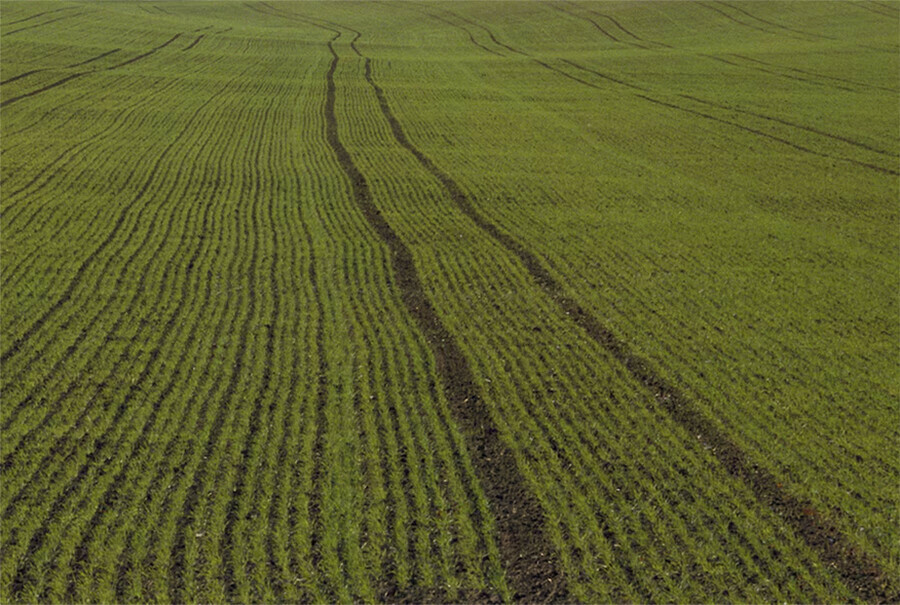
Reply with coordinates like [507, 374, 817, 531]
[1, 1, 898, 602]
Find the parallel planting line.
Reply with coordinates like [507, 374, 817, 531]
[0, 34, 181, 109]
[436, 5, 897, 176]
[310, 19, 566, 601]
[359, 9, 898, 601]
[0, 49, 120, 85]
[1, 6, 77, 27]
[715, 0, 835, 40]
[0, 34, 192, 365]
[3, 10, 88, 37]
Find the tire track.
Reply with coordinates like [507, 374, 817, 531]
[0, 34, 180, 109]
[439, 13, 897, 176]
[548, 3, 621, 43]
[848, 0, 899, 19]
[0, 47, 121, 86]
[420, 10, 504, 57]
[554, 1, 888, 94]
[2, 6, 77, 27]
[182, 34, 204, 52]
[696, 1, 794, 38]
[570, 1, 671, 48]
[726, 52, 898, 94]
[4, 10, 88, 37]
[247, 2, 552, 594]
[308, 17, 567, 600]
[677, 93, 897, 157]
[715, 1, 835, 40]
[350, 9, 898, 600]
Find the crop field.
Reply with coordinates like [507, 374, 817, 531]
[1, 1, 898, 603]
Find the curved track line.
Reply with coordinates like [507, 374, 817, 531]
[282, 11, 567, 600]
[2, 6, 77, 27]
[1, 34, 180, 109]
[182, 34, 204, 52]
[3, 10, 87, 36]
[0, 34, 189, 365]
[727, 52, 898, 94]
[323, 7, 897, 601]
[716, 1, 835, 40]
[0, 45, 120, 85]
[677, 93, 897, 157]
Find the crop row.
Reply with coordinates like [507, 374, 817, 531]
[2, 2, 896, 602]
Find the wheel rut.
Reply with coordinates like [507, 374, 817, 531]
[314, 22, 567, 603]
[339, 8, 897, 602]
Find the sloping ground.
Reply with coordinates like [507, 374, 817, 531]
[1, 2, 897, 602]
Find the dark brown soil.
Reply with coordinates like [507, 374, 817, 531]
[318, 28, 568, 603]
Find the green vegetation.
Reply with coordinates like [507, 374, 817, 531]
[1, 2, 897, 602]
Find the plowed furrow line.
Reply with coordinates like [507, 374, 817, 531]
[2, 57, 222, 244]
[111, 175, 246, 601]
[351, 25, 896, 602]
[0, 75, 247, 485]
[61, 195, 223, 603]
[298, 207, 329, 604]
[302, 18, 566, 598]
[273, 85, 329, 602]
[1, 140, 201, 497]
[260, 153, 315, 602]
[219, 87, 286, 603]
[45, 77, 260, 602]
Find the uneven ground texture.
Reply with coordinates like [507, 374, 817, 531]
[1, 1, 898, 603]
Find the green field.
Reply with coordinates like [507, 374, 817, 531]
[1, 1, 898, 602]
